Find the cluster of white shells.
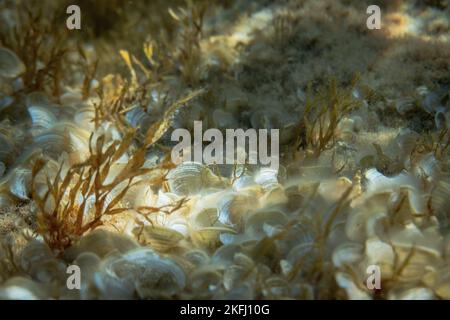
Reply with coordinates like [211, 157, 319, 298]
[2, 150, 450, 299]
[1, 32, 450, 300]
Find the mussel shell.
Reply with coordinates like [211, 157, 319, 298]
[73, 252, 101, 299]
[20, 240, 53, 269]
[437, 108, 450, 129]
[167, 162, 224, 196]
[395, 98, 415, 115]
[395, 129, 420, 156]
[59, 91, 83, 106]
[217, 192, 255, 227]
[245, 209, 288, 238]
[134, 225, 184, 252]
[286, 242, 316, 268]
[414, 153, 441, 182]
[64, 230, 139, 260]
[183, 249, 210, 267]
[223, 264, 254, 291]
[262, 275, 290, 298]
[25, 92, 51, 109]
[74, 106, 95, 130]
[254, 167, 280, 191]
[388, 287, 434, 300]
[332, 243, 364, 268]
[430, 181, 450, 227]
[191, 227, 235, 250]
[388, 223, 441, 257]
[231, 172, 255, 191]
[31, 123, 90, 163]
[364, 238, 395, 273]
[0, 277, 46, 300]
[335, 272, 371, 300]
[192, 207, 220, 229]
[0, 47, 25, 78]
[100, 248, 186, 298]
[125, 106, 152, 133]
[93, 267, 135, 300]
[9, 167, 32, 200]
[422, 91, 441, 113]
[260, 185, 287, 207]
[212, 243, 244, 267]
[28, 106, 57, 135]
[189, 265, 223, 292]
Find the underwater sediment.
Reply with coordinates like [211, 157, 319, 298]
[0, 0, 450, 300]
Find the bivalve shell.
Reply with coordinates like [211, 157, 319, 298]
[0, 48, 25, 78]
[167, 162, 225, 195]
[133, 225, 184, 252]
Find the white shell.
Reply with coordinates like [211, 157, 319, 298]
[73, 252, 101, 300]
[60, 91, 83, 106]
[0, 277, 46, 300]
[395, 129, 420, 156]
[245, 209, 288, 238]
[74, 106, 95, 130]
[332, 243, 364, 268]
[389, 223, 441, 256]
[211, 243, 244, 267]
[254, 167, 279, 191]
[232, 172, 255, 191]
[217, 192, 254, 227]
[20, 240, 54, 273]
[434, 109, 448, 130]
[191, 207, 220, 229]
[188, 265, 223, 292]
[64, 230, 139, 261]
[183, 249, 210, 267]
[9, 167, 32, 200]
[0, 47, 25, 78]
[389, 287, 435, 300]
[99, 248, 186, 298]
[125, 106, 152, 132]
[28, 106, 57, 135]
[31, 123, 90, 162]
[25, 92, 51, 109]
[335, 272, 371, 300]
[395, 98, 415, 115]
[134, 225, 184, 251]
[365, 238, 395, 267]
[414, 153, 441, 182]
[364, 169, 425, 214]
[167, 162, 224, 195]
[422, 91, 440, 113]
